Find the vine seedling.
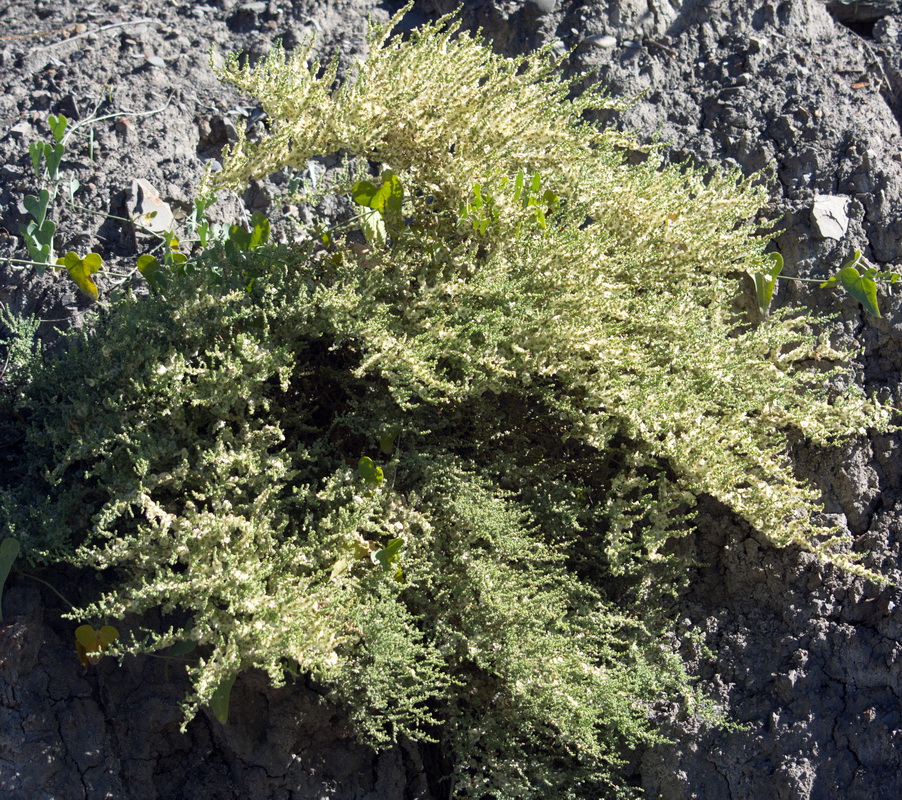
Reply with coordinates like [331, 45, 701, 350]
[754, 249, 900, 317]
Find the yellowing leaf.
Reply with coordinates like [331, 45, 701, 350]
[58, 251, 102, 301]
[75, 623, 119, 666]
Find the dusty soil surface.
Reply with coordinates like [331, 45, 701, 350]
[2, 1, 902, 798]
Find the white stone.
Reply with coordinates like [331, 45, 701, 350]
[811, 195, 849, 240]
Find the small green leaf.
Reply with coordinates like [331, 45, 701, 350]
[167, 639, 197, 657]
[23, 189, 51, 228]
[836, 265, 881, 317]
[58, 251, 102, 301]
[533, 205, 547, 230]
[0, 537, 20, 623]
[352, 170, 403, 217]
[137, 254, 160, 275]
[513, 169, 525, 202]
[374, 537, 404, 572]
[29, 141, 43, 178]
[227, 213, 270, 251]
[330, 558, 350, 581]
[48, 113, 68, 144]
[21, 218, 56, 269]
[209, 674, 237, 724]
[360, 208, 387, 247]
[752, 252, 783, 316]
[43, 142, 64, 181]
[379, 426, 401, 456]
[247, 211, 271, 249]
[351, 179, 378, 207]
[358, 456, 384, 486]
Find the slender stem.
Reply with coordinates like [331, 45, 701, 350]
[3, 256, 66, 272]
[62, 96, 174, 146]
[35, 18, 156, 52]
[778, 276, 826, 284]
[13, 568, 78, 610]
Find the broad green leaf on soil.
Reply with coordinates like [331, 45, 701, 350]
[0, 538, 20, 623]
[752, 252, 784, 316]
[58, 251, 102, 301]
[209, 674, 237, 724]
[22, 218, 56, 268]
[75, 624, 119, 666]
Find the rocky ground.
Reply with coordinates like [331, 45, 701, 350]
[2, 0, 902, 798]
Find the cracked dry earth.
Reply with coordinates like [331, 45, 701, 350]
[2, 1, 902, 798]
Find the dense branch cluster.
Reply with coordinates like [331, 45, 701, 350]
[0, 9, 891, 798]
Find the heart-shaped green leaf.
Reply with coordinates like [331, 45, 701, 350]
[58, 251, 102, 301]
[48, 113, 68, 144]
[21, 218, 56, 269]
[352, 179, 379, 208]
[137, 254, 165, 292]
[43, 142, 64, 180]
[23, 189, 51, 228]
[837, 265, 881, 317]
[0, 537, 20, 623]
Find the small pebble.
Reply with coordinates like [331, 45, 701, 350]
[146, 55, 166, 68]
[9, 121, 33, 138]
[583, 34, 617, 49]
[524, 0, 556, 14]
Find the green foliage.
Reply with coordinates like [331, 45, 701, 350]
[20, 185, 57, 270]
[0, 304, 41, 389]
[820, 249, 900, 318]
[0, 8, 896, 798]
[754, 248, 901, 318]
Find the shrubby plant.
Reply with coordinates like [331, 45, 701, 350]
[0, 8, 894, 797]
